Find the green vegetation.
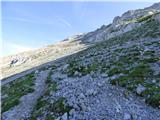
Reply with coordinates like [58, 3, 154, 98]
[51, 97, 72, 114]
[146, 94, 160, 108]
[136, 14, 153, 23]
[45, 70, 58, 95]
[125, 12, 160, 24]
[108, 67, 122, 77]
[66, 60, 99, 77]
[45, 71, 53, 84]
[30, 70, 69, 119]
[144, 50, 155, 56]
[50, 64, 57, 70]
[144, 57, 160, 63]
[58, 17, 160, 109]
[49, 81, 57, 92]
[108, 45, 159, 107]
[1, 73, 35, 113]
[30, 97, 72, 120]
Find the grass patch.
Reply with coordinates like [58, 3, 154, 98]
[66, 61, 99, 77]
[49, 81, 57, 92]
[30, 97, 72, 120]
[108, 67, 122, 77]
[45, 71, 53, 84]
[1, 73, 35, 113]
[136, 14, 153, 23]
[145, 94, 160, 108]
[50, 97, 72, 114]
[144, 57, 160, 63]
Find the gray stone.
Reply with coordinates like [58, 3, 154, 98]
[63, 64, 69, 71]
[101, 73, 108, 78]
[35, 70, 39, 74]
[152, 80, 156, 83]
[55, 117, 61, 120]
[124, 113, 131, 120]
[136, 85, 146, 95]
[86, 89, 97, 96]
[69, 109, 75, 116]
[108, 93, 112, 96]
[79, 93, 85, 99]
[97, 82, 103, 87]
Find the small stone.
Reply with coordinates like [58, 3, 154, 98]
[87, 107, 91, 111]
[110, 75, 118, 80]
[2, 94, 8, 99]
[97, 83, 103, 87]
[115, 103, 122, 113]
[90, 71, 94, 75]
[108, 93, 112, 96]
[69, 109, 75, 116]
[101, 73, 108, 78]
[55, 117, 61, 120]
[124, 113, 131, 120]
[80, 104, 87, 111]
[35, 70, 39, 74]
[74, 71, 82, 76]
[136, 85, 146, 95]
[79, 93, 85, 99]
[86, 89, 97, 96]
[61, 113, 68, 120]
[63, 64, 69, 70]
[152, 80, 156, 83]
[74, 71, 79, 76]
[96, 99, 100, 103]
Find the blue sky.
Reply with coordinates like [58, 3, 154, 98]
[1, 1, 155, 57]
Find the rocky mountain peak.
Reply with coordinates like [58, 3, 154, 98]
[81, 2, 160, 43]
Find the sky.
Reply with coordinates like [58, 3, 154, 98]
[1, 1, 157, 57]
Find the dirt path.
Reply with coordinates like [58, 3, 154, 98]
[2, 70, 49, 120]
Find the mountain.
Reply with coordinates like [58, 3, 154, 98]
[1, 3, 160, 80]
[1, 3, 160, 120]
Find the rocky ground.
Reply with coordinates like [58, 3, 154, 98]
[2, 63, 160, 120]
[1, 3, 160, 120]
[2, 70, 49, 120]
[49, 70, 160, 120]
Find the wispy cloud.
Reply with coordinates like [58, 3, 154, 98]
[4, 17, 73, 28]
[4, 17, 55, 25]
[59, 18, 72, 28]
[8, 17, 39, 24]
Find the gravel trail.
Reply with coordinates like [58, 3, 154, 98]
[2, 70, 49, 120]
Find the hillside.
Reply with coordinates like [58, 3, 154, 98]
[2, 2, 160, 80]
[1, 2, 160, 120]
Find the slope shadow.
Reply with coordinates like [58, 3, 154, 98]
[1, 47, 89, 85]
